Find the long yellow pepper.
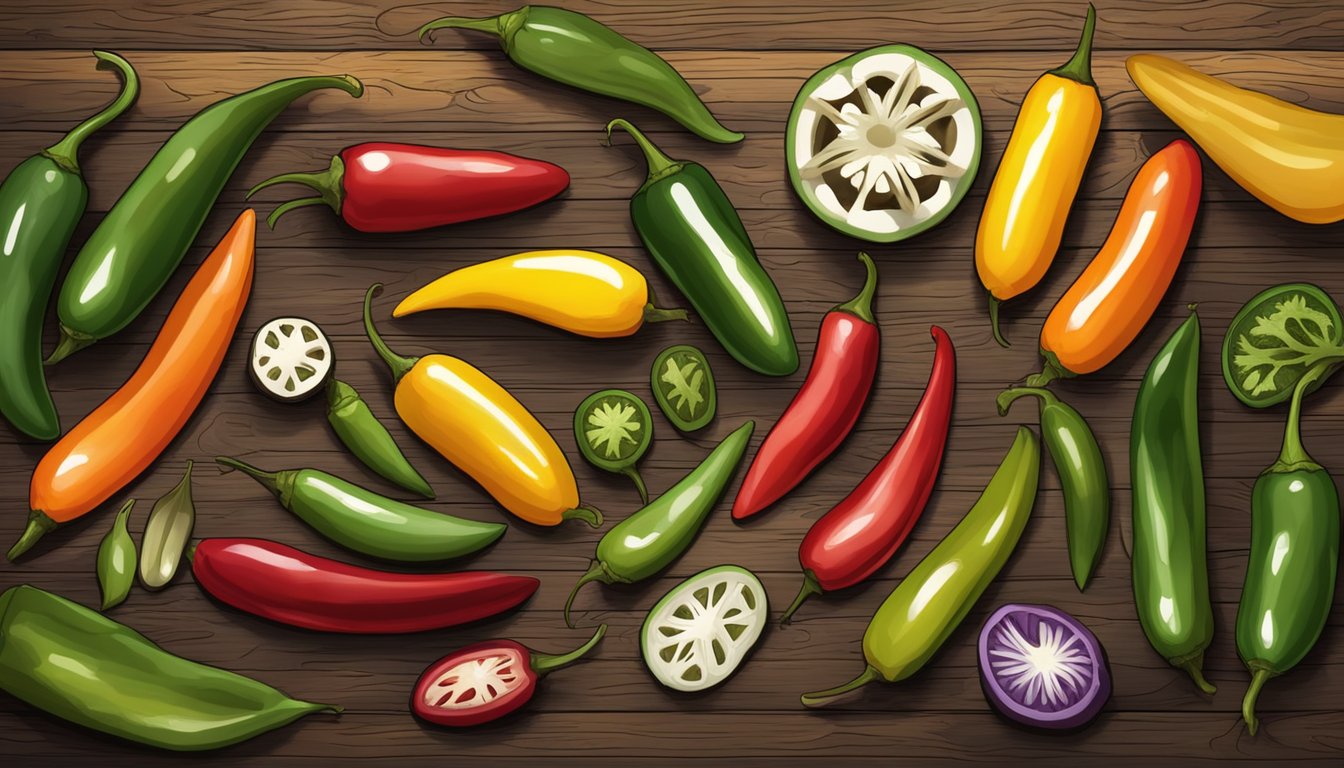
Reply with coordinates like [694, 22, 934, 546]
[976, 5, 1102, 347]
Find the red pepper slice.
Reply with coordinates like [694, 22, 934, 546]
[189, 538, 539, 633]
[248, 142, 570, 232]
[412, 624, 606, 727]
[780, 325, 956, 623]
[732, 253, 881, 520]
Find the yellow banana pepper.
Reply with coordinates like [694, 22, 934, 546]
[1128, 53, 1344, 224]
[363, 284, 600, 528]
[393, 249, 687, 338]
[975, 5, 1101, 347]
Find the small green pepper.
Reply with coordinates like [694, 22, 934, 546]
[138, 462, 196, 591]
[326, 379, 433, 499]
[651, 344, 717, 432]
[574, 389, 654, 503]
[95, 499, 137, 611]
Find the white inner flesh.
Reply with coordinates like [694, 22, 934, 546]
[251, 317, 333, 400]
[423, 651, 523, 709]
[793, 51, 977, 235]
[989, 620, 1094, 710]
[644, 569, 766, 692]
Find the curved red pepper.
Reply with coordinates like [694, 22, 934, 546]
[248, 142, 570, 232]
[732, 253, 881, 521]
[780, 326, 956, 623]
[189, 538, 539, 633]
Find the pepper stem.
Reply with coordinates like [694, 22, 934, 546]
[779, 571, 822, 625]
[1242, 666, 1272, 736]
[833, 252, 879, 325]
[995, 386, 1059, 417]
[1047, 5, 1098, 87]
[622, 467, 650, 505]
[563, 560, 615, 628]
[418, 8, 527, 46]
[800, 665, 881, 708]
[43, 51, 140, 174]
[643, 304, 690, 325]
[561, 505, 603, 528]
[1024, 352, 1069, 389]
[531, 624, 608, 676]
[215, 456, 283, 499]
[605, 119, 684, 190]
[1179, 657, 1217, 695]
[248, 154, 346, 229]
[7, 510, 58, 561]
[988, 292, 1010, 348]
[363, 284, 419, 384]
[1273, 363, 1328, 471]
[44, 325, 96, 365]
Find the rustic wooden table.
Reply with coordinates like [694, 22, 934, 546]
[1, 1, 1342, 765]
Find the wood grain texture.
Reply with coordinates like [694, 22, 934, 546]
[1, 1, 1343, 765]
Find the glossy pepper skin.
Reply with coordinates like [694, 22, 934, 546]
[610, 119, 797, 376]
[419, 7, 742, 144]
[0, 585, 337, 750]
[248, 142, 570, 231]
[394, 249, 687, 338]
[48, 74, 363, 364]
[733, 253, 881, 521]
[0, 52, 137, 441]
[564, 421, 754, 627]
[326, 379, 433, 499]
[1030, 140, 1202, 386]
[189, 538, 539, 634]
[215, 457, 505, 563]
[8, 210, 255, 561]
[1131, 312, 1216, 694]
[997, 387, 1109, 591]
[364, 284, 599, 528]
[1128, 54, 1344, 224]
[779, 326, 955, 623]
[802, 427, 1041, 706]
[976, 5, 1101, 347]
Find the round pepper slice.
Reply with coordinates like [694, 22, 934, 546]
[1221, 283, 1344, 408]
[650, 344, 716, 432]
[574, 389, 653, 503]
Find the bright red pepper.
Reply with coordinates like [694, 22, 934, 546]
[412, 624, 607, 727]
[779, 326, 956, 623]
[732, 253, 880, 521]
[247, 142, 570, 232]
[189, 538, 539, 633]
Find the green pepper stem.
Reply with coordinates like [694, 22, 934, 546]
[800, 665, 881, 708]
[563, 560, 615, 628]
[605, 119, 684, 189]
[779, 571, 822, 625]
[1047, 5, 1097, 87]
[215, 456, 283, 500]
[1179, 657, 1217, 695]
[562, 505, 603, 528]
[363, 284, 419, 384]
[418, 8, 527, 47]
[1242, 666, 1272, 735]
[833, 253, 879, 325]
[43, 51, 140, 174]
[248, 155, 345, 229]
[995, 386, 1060, 417]
[7, 510, 59, 561]
[987, 292, 1010, 348]
[1273, 363, 1329, 471]
[622, 467, 650, 505]
[44, 325, 96, 366]
[643, 303, 690, 325]
[531, 624, 608, 676]
[326, 378, 360, 413]
[1024, 352, 1070, 389]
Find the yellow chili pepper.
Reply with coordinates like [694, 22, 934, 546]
[363, 284, 600, 528]
[393, 249, 687, 338]
[975, 5, 1101, 347]
[1128, 53, 1344, 225]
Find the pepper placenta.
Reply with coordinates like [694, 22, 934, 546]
[215, 456, 505, 563]
[801, 427, 1041, 706]
[564, 421, 754, 627]
[364, 284, 599, 528]
[0, 584, 337, 750]
[249, 142, 569, 231]
[8, 210, 255, 561]
[48, 74, 362, 364]
[1131, 311, 1216, 694]
[976, 5, 1100, 347]
[326, 379, 433, 498]
[610, 119, 798, 376]
[419, 7, 742, 144]
[0, 51, 137, 440]
[96, 499, 137, 611]
[733, 253, 881, 520]
[190, 538, 538, 633]
[779, 326, 955, 623]
[394, 250, 687, 337]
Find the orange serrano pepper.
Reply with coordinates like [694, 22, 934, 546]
[1029, 140, 1201, 385]
[8, 209, 255, 560]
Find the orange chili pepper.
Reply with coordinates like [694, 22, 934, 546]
[8, 209, 255, 560]
[1029, 140, 1201, 385]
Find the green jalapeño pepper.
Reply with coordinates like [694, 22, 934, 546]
[419, 6, 742, 144]
[0, 51, 138, 440]
[48, 73, 364, 364]
[608, 119, 798, 376]
[564, 420, 754, 627]
[327, 379, 434, 499]
[0, 584, 337, 750]
[1131, 311, 1216, 695]
[802, 426, 1040, 707]
[216, 457, 505, 563]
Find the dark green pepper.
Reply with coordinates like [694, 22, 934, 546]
[216, 457, 505, 563]
[650, 344, 717, 432]
[48, 73, 364, 364]
[997, 386, 1109, 590]
[95, 499, 137, 611]
[1131, 311, 1216, 695]
[608, 119, 798, 376]
[0, 51, 137, 439]
[0, 584, 337, 750]
[419, 6, 742, 144]
[564, 420, 754, 626]
[326, 379, 433, 499]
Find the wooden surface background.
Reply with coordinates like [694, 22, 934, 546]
[2, 1, 1343, 765]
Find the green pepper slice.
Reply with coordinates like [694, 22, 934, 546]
[574, 389, 653, 503]
[1222, 283, 1344, 408]
[651, 344, 717, 432]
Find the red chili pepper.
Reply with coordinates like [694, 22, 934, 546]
[731, 253, 880, 521]
[189, 538, 539, 633]
[779, 326, 956, 623]
[247, 142, 570, 232]
[412, 624, 607, 727]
